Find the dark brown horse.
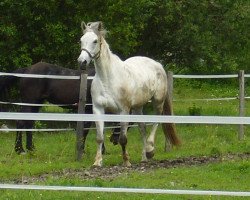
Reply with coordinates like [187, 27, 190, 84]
[0, 62, 120, 154]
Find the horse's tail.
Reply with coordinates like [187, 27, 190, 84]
[161, 92, 181, 146]
[0, 68, 27, 110]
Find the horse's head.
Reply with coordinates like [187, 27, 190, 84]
[77, 21, 105, 70]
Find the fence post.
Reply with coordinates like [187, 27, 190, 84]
[76, 73, 88, 161]
[238, 70, 245, 140]
[167, 71, 174, 102]
[165, 71, 174, 152]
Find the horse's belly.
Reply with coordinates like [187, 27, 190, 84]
[131, 92, 153, 108]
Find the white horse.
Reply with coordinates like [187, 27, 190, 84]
[78, 21, 180, 167]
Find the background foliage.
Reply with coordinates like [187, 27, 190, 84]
[0, 0, 249, 73]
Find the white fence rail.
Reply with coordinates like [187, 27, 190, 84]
[0, 72, 93, 79]
[167, 70, 248, 140]
[1, 112, 250, 125]
[0, 184, 249, 197]
[173, 74, 239, 78]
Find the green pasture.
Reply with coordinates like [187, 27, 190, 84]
[0, 81, 250, 199]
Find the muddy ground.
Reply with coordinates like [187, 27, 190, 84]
[7, 152, 249, 184]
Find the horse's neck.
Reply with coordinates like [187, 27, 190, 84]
[94, 39, 123, 82]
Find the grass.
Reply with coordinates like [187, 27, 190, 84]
[0, 159, 249, 199]
[0, 80, 250, 199]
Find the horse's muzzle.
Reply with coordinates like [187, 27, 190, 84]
[79, 60, 88, 70]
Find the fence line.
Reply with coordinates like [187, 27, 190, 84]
[174, 97, 238, 102]
[167, 70, 249, 141]
[173, 74, 239, 78]
[1, 112, 250, 125]
[1, 96, 250, 107]
[0, 184, 249, 197]
[0, 123, 154, 132]
[0, 128, 74, 132]
[0, 101, 92, 107]
[0, 72, 94, 80]
[0, 101, 78, 107]
[0, 97, 246, 107]
[0, 72, 79, 79]
[2, 72, 250, 80]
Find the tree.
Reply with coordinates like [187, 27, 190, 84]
[0, 0, 249, 73]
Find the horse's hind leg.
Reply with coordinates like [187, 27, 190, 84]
[110, 123, 121, 145]
[15, 129, 25, 154]
[119, 121, 131, 167]
[145, 123, 158, 159]
[144, 100, 164, 159]
[132, 108, 148, 162]
[15, 120, 30, 154]
[138, 122, 148, 161]
[26, 106, 40, 152]
[110, 122, 133, 146]
[26, 120, 35, 152]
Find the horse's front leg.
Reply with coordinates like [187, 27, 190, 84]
[93, 119, 104, 167]
[15, 120, 25, 154]
[15, 131, 25, 154]
[26, 120, 35, 152]
[92, 106, 105, 167]
[119, 121, 131, 167]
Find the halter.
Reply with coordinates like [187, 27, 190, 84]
[81, 40, 102, 60]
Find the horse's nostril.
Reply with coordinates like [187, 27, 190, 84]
[80, 60, 87, 70]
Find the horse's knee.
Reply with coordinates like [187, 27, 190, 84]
[96, 134, 104, 144]
[110, 133, 120, 145]
[119, 135, 127, 146]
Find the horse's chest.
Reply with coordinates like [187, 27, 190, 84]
[105, 94, 120, 112]
[96, 87, 120, 112]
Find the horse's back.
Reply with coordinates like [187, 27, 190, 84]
[28, 62, 81, 76]
[19, 62, 93, 104]
[122, 56, 167, 107]
[124, 56, 167, 85]
[124, 56, 164, 72]
[124, 56, 167, 82]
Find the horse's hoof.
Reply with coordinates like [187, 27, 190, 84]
[19, 151, 27, 155]
[15, 148, 26, 155]
[123, 161, 132, 167]
[92, 164, 102, 168]
[26, 145, 35, 152]
[93, 160, 103, 167]
[146, 151, 154, 159]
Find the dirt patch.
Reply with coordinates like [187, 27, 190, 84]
[6, 152, 250, 184]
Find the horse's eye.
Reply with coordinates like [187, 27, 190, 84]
[93, 40, 98, 44]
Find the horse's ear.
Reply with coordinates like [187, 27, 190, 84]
[81, 21, 87, 33]
[88, 21, 103, 32]
[98, 21, 104, 31]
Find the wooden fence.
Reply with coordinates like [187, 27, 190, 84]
[167, 70, 248, 141]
